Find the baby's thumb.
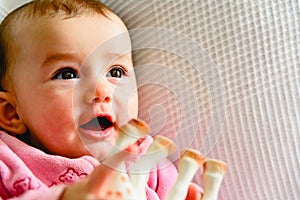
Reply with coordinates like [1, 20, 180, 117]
[86, 142, 141, 193]
[86, 119, 150, 195]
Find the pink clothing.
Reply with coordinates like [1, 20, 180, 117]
[0, 131, 178, 200]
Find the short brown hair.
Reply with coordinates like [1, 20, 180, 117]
[0, 0, 112, 91]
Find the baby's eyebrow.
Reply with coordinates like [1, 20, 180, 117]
[42, 53, 82, 68]
[104, 51, 132, 62]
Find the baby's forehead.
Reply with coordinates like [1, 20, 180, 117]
[16, 10, 125, 34]
[11, 12, 118, 44]
[11, 12, 132, 61]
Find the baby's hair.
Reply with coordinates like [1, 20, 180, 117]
[0, 0, 113, 91]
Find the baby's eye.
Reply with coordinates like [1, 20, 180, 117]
[53, 68, 79, 80]
[107, 66, 127, 78]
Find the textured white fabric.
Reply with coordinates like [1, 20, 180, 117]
[0, 0, 30, 21]
[1, 0, 300, 199]
[101, 1, 300, 199]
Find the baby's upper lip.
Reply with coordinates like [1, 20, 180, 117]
[80, 114, 114, 131]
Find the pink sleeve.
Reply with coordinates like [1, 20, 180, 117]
[146, 159, 178, 200]
[8, 185, 66, 200]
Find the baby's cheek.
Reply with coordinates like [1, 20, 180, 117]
[128, 92, 138, 118]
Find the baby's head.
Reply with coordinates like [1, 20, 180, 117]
[0, 0, 138, 159]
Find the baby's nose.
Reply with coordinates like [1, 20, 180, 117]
[85, 79, 112, 104]
[93, 81, 112, 103]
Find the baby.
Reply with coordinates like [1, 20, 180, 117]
[0, 0, 204, 199]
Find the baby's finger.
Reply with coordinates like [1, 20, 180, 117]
[87, 143, 140, 192]
[185, 183, 203, 200]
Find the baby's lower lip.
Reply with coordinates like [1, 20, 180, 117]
[79, 126, 113, 140]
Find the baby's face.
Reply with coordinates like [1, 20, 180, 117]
[7, 13, 138, 158]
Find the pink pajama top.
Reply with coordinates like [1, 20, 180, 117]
[0, 131, 178, 200]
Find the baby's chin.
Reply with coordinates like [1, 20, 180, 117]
[84, 140, 116, 161]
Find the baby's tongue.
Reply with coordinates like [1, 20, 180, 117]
[82, 117, 112, 131]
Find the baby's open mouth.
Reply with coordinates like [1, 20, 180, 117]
[81, 116, 113, 131]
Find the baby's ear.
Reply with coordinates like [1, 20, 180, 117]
[0, 92, 27, 134]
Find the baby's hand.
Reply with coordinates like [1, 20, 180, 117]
[60, 119, 150, 200]
[60, 142, 141, 200]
